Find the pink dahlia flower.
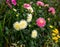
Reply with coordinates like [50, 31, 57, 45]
[23, 3, 31, 9]
[11, 0, 17, 6]
[48, 7, 55, 15]
[36, 1, 44, 6]
[36, 18, 46, 28]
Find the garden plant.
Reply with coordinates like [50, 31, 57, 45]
[0, 0, 60, 47]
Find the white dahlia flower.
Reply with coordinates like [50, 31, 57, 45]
[27, 14, 32, 22]
[31, 30, 37, 38]
[13, 22, 20, 31]
[19, 20, 27, 30]
[28, 7, 34, 13]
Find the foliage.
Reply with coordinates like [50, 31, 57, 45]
[0, 0, 60, 47]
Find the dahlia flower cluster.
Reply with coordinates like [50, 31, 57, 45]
[13, 20, 27, 30]
[12, 1, 56, 39]
[4, 1, 59, 47]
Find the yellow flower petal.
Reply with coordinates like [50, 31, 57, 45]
[13, 8, 17, 12]
[52, 37, 58, 40]
[55, 40, 58, 43]
[52, 29, 59, 34]
[52, 33, 56, 36]
[31, 30, 37, 38]
[19, 20, 27, 30]
[49, 25, 53, 28]
[57, 35, 60, 38]
[16, 13, 19, 17]
[13, 22, 20, 31]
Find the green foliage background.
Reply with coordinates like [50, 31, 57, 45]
[0, 0, 60, 47]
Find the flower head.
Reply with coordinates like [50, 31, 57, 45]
[36, 17, 46, 28]
[28, 7, 34, 13]
[49, 25, 53, 28]
[23, 3, 31, 9]
[13, 8, 17, 12]
[52, 37, 58, 41]
[23, 3, 33, 13]
[51, 28, 60, 43]
[13, 20, 27, 30]
[36, 1, 44, 6]
[6, 0, 12, 8]
[27, 14, 32, 22]
[52, 29, 59, 34]
[19, 20, 27, 30]
[31, 30, 37, 38]
[44, 4, 49, 7]
[48, 7, 55, 15]
[57, 35, 60, 38]
[52, 33, 56, 36]
[11, 0, 17, 6]
[13, 22, 20, 31]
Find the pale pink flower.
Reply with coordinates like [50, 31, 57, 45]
[48, 7, 55, 15]
[23, 3, 31, 9]
[6, 0, 12, 8]
[36, 1, 44, 6]
[36, 18, 46, 28]
[44, 4, 49, 7]
[11, 0, 17, 6]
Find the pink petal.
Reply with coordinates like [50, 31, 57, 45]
[11, 0, 17, 6]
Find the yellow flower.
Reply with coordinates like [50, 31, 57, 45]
[52, 37, 58, 40]
[16, 13, 19, 17]
[52, 33, 56, 36]
[55, 40, 58, 43]
[49, 25, 53, 28]
[57, 35, 60, 38]
[52, 29, 59, 34]
[55, 29, 59, 33]
[19, 20, 27, 30]
[13, 8, 17, 12]
[13, 22, 20, 31]
[13, 20, 27, 30]
[31, 30, 37, 38]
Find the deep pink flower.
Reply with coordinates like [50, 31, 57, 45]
[11, 0, 17, 6]
[48, 7, 55, 15]
[36, 18, 46, 28]
[36, 1, 44, 6]
[23, 3, 31, 9]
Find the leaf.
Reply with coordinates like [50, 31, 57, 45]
[0, 22, 2, 35]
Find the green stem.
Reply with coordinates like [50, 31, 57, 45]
[47, 43, 49, 47]
[5, 16, 12, 24]
[52, 43, 55, 47]
[20, 30, 24, 42]
[1, 32, 9, 47]
[3, 15, 6, 28]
